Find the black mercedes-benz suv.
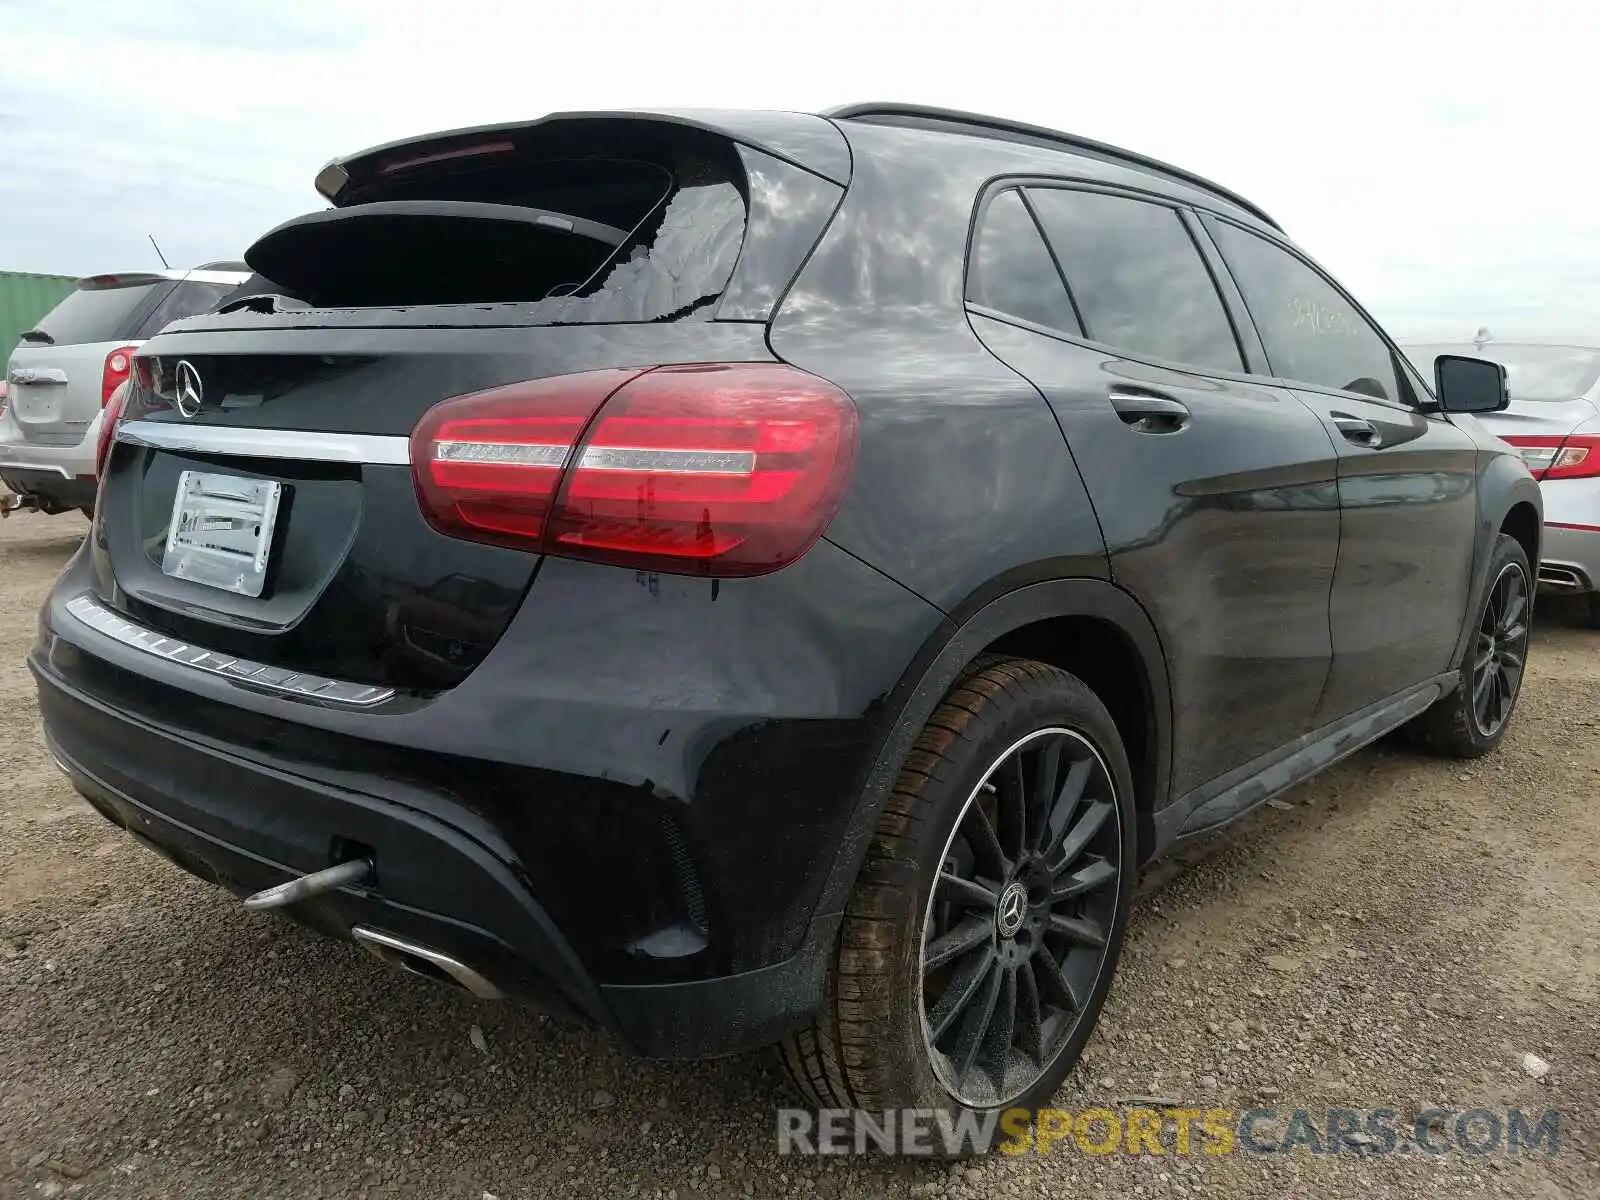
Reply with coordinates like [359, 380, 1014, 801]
[31, 103, 1540, 1126]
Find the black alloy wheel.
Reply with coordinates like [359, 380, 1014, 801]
[920, 726, 1122, 1107]
[1471, 560, 1530, 738]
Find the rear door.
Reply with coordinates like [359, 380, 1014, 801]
[5, 276, 165, 444]
[1201, 216, 1479, 723]
[965, 183, 1342, 800]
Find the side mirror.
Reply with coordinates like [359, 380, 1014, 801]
[1434, 354, 1509, 414]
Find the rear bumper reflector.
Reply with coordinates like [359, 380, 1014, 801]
[63, 592, 395, 707]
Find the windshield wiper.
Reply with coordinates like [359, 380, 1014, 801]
[19, 329, 54, 345]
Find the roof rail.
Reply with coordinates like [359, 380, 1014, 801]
[821, 102, 1280, 231]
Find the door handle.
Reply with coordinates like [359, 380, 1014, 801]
[1109, 389, 1190, 434]
[1330, 413, 1381, 448]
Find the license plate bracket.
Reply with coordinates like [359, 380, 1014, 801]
[161, 470, 283, 598]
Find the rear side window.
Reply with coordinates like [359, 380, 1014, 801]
[966, 189, 1080, 334]
[133, 280, 239, 338]
[27, 283, 160, 346]
[1209, 220, 1403, 402]
[1027, 188, 1243, 372]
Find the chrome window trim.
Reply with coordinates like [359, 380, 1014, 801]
[115, 420, 411, 465]
[63, 593, 395, 708]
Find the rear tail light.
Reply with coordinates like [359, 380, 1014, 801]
[101, 344, 137, 408]
[1503, 434, 1600, 481]
[95, 383, 129, 478]
[412, 363, 859, 576]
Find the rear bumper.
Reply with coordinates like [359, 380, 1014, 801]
[1538, 523, 1600, 594]
[30, 541, 943, 1056]
[35, 659, 840, 1057]
[0, 415, 98, 508]
[0, 466, 96, 510]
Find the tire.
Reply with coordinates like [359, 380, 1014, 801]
[1405, 532, 1532, 758]
[780, 656, 1136, 1152]
[1587, 593, 1600, 631]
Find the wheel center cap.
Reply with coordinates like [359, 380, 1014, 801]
[996, 881, 1028, 938]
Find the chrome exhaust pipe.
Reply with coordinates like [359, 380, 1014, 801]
[351, 926, 504, 1000]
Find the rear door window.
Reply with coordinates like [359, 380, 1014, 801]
[1207, 219, 1404, 402]
[27, 282, 162, 346]
[1026, 187, 1244, 372]
[965, 188, 1081, 335]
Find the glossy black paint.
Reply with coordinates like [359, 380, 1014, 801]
[969, 315, 1341, 797]
[1292, 388, 1480, 723]
[32, 107, 1544, 1057]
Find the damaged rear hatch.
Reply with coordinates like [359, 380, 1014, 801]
[81, 112, 848, 700]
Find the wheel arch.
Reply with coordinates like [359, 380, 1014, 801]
[812, 576, 1174, 924]
[1449, 459, 1543, 667]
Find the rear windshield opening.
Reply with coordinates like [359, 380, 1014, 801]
[244, 140, 749, 320]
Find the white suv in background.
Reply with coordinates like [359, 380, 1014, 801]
[1, 263, 250, 517]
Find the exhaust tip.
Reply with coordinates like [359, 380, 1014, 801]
[351, 926, 504, 1000]
[1538, 565, 1587, 592]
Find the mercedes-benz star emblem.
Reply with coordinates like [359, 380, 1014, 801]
[174, 359, 204, 419]
[996, 881, 1028, 939]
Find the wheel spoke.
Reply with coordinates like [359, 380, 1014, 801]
[995, 754, 1029, 863]
[977, 965, 1018, 1082]
[923, 915, 992, 975]
[1028, 737, 1063, 849]
[1501, 622, 1527, 647]
[1501, 647, 1524, 671]
[929, 945, 998, 1043]
[1473, 663, 1495, 724]
[1032, 944, 1083, 1013]
[948, 956, 1004, 1084]
[962, 801, 1008, 879]
[1047, 800, 1114, 874]
[936, 871, 1000, 913]
[1050, 856, 1118, 901]
[1503, 575, 1527, 625]
[1040, 758, 1093, 853]
[1046, 912, 1108, 948]
[1015, 960, 1044, 1063]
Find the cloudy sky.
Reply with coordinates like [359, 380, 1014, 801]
[1, 0, 1595, 339]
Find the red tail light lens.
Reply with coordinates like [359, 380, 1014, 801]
[95, 383, 128, 478]
[412, 363, 859, 576]
[412, 368, 646, 546]
[101, 344, 137, 408]
[1503, 434, 1600, 481]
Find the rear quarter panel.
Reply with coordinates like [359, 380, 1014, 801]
[1450, 418, 1543, 662]
[769, 122, 1111, 614]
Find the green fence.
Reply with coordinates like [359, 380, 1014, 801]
[0, 270, 77, 363]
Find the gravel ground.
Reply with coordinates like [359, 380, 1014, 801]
[1, 509, 1597, 1199]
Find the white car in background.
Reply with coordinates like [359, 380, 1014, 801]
[1, 264, 249, 517]
[1407, 338, 1600, 627]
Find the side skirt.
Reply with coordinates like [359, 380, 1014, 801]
[1152, 671, 1457, 850]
